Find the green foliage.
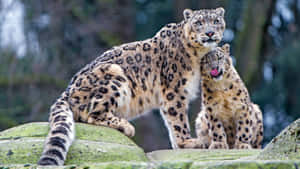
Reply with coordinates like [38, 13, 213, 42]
[253, 40, 300, 143]
[135, 0, 174, 40]
[254, 40, 300, 117]
[98, 31, 123, 47]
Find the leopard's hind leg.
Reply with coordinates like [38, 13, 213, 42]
[251, 103, 263, 149]
[86, 64, 135, 137]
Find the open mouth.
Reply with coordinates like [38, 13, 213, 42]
[210, 69, 223, 79]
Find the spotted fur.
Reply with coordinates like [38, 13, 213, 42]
[181, 44, 263, 149]
[38, 8, 226, 165]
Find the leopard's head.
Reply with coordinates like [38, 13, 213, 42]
[183, 8, 225, 49]
[200, 44, 231, 81]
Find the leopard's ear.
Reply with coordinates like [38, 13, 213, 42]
[183, 9, 193, 20]
[216, 7, 225, 17]
[222, 43, 230, 56]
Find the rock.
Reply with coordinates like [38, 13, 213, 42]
[0, 119, 300, 169]
[190, 160, 300, 169]
[147, 149, 260, 162]
[148, 149, 299, 169]
[255, 118, 300, 160]
[0, 122, 148, 165]
[0, 162, 151, 169]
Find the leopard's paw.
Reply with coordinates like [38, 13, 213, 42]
[118, 123, 135, 137]
[234, 143, 252, 149]
[209, 141, 229, 149]
[179, 138, 208, 149]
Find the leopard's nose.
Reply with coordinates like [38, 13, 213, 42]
[205, 31, 215, 37]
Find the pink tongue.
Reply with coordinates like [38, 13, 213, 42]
[210, 68, 219, 76]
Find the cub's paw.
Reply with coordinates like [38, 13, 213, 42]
[234, 143, 252, 149]
[118, 123, 135, 137]
[209, 141, 229, 149]
[179, 138, 208, 149]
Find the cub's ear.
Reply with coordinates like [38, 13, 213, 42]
[222, 43, 230, 55]
[216, 7, 225, 17]
[183, 9, 193, 20]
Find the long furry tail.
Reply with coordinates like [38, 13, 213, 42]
[38, 92, 75, 165]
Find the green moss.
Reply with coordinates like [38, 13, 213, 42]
[1, 162, 149, 169]
[190, 160, 300, 169]
[0, 120, 299, 168]
[0, 123, 147, 165]
[66, 140, 148, 164]
[255, 118, 300, 160]
[1, 161, 300, 169]
[75, 162, 149, 169]
[155, 161, 193, 169]
[0, 162, 149, 169]
[0, 122, 137, 146]
[0, 122, 48, 139]
[147, 149, 261, 162]
[0, 138, 147, 165]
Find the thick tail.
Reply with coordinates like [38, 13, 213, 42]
[38, 92, 75, 166]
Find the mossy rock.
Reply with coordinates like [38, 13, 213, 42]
[255, 118, 300, 160]
[0, 162, 151, 169]
[0, 119, 300, 169]
[190, 160, 300, 169]
[0, 122, 147, 165]
[0, 122, 137, 146]
[147, 149, 261, 162]
[148, 149, 299, 169]
[1, 161, 299, 169]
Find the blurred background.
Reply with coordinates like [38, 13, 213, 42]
[0, 0, 299, 152]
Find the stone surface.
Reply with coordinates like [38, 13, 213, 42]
[0, 119, 299, 169]
[0, 162, 151, 169]
[147, 149, 261, 162]
[0, 122, 137, 146]
[148, 149, 299, 169]
[0, 122, 147, 165]
[1, 160, 299, 169]
[255, 118, 300, 160]
[190, 161, 300, 169]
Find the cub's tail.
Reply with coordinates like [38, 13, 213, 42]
[38, 92, 75, 165]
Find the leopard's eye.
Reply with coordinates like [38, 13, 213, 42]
[214, 19, 220, 24]
[194, 20, 202, 26]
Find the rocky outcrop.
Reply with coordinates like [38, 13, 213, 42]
[0, 119, 299, 169]
[0, 122, 147, 165]
[255, 118, 300, 160]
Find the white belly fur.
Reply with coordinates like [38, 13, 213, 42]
[185, 70, 201, 101]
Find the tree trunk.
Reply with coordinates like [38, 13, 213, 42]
[233, 0, 274, 90]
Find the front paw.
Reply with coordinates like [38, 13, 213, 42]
[179, 138, 208, 149]
[118, 123, 135, 137]
[209, 141, 229, 149]
[234, 143, 252, 149]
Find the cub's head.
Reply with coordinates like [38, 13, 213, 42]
[183, 8, 225, 48]
[200, 44, 231, 81]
